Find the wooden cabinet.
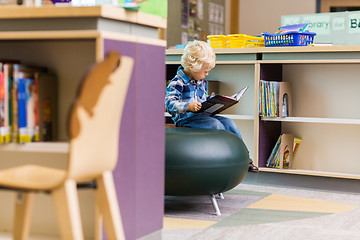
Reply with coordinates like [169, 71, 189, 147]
[0, 6, 166, 240]
[166, 46, 360, 181]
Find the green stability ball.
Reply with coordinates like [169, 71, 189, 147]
[165, 128, 249, 196]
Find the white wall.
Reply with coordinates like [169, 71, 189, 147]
[225, 0, 231, 34]
[238, 0, 316, 35]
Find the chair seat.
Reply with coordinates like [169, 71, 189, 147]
[0, 165, 66, 191]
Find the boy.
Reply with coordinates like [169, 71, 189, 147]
[165, 40, 258, 173]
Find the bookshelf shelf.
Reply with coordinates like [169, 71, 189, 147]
[259, 167, 360, 180]
[261, 117, 360, 125]
[219, 114, 254, 120]
[0, 142, 68, 153]
[260, 59, 360, 64]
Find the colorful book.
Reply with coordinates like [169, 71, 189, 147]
[0, 61, 56, 144]
[1, 61, 19, 143]
[259, 80, 290, 117]
[17, 76, 29, 143]
[293, 137, 302, 157]
[266, 135, 281, 167]
[13, 64, 47, 143]
[266, 134, 302, 169]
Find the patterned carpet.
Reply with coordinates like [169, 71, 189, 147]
[162, 184, 360, 240]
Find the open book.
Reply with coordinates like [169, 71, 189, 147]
[197, 86, 248, 116]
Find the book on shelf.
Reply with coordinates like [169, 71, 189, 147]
[36, 72, 57, 142]
[266, 134, 302, 169]
[13, 64, 46, 143]
[0, 60, 20, 143]
[197, 86, 248, 116]
[0, 62, 57, 144]
[259, 80, 292, 118]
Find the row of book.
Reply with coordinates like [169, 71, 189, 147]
[259, 80, 292, 117]
[266, 134, 302, 169]
[0, 60, 57, 143]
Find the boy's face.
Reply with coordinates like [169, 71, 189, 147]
[191, 67, 212, 81]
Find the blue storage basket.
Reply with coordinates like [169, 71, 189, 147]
[262, 31, 316, 47]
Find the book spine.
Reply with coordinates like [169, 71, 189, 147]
[33, 72, 39, 142]
[18, 77, 31, 143]
[265, 81, 270, 116]
[274, 82, 280, 117]
[12, 68, 19, 143]
[25, 77, 35, 142]
[266, 135, 281, 167]
[3, 64, 11, 143]
[258, 81, 262, 116]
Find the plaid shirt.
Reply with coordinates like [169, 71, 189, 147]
[165, 66, 209, 124]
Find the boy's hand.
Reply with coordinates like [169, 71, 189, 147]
[187, 102, 202, 112]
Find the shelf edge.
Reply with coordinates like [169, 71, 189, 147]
[261, 117, 360, 125]
[0, 142, 69, 154]
[259, 167, 360, 180]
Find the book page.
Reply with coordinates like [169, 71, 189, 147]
[230, 86, 248, 101]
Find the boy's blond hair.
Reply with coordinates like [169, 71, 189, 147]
[181, 40, 216, 72]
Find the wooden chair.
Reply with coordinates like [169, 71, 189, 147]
[0, 51, 133, 239]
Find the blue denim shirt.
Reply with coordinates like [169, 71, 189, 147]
[165, 66, 209, 124]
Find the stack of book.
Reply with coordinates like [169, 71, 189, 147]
[0, 61, 57, 143]
[259, 80, 292, 117]
[266, 134, 302, 169]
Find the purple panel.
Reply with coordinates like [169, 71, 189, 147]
[260, 64, 283, 81]
[103, 39, 165, 240]
[104, 39, 137, 240]
[135, 43, 165, 239]
[259, 120, 281, 167]
[258, 64, 283, 167]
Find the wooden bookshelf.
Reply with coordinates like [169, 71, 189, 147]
[166, 46, 360, 180]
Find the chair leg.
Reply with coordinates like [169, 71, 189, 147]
[210, 195, 221, 216]
[94, 203, 103, 240]
[13, 192, 34, 240]
[217, 193, 224, 199]
[94, 171, 125, 240]
[52, 180, 84, 240]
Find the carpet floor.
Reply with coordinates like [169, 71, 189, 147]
[162, 183, 360, 240]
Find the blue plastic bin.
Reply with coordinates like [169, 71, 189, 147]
[262, 31, 316, 47]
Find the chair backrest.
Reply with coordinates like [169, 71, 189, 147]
[67, 51, 133, 181]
